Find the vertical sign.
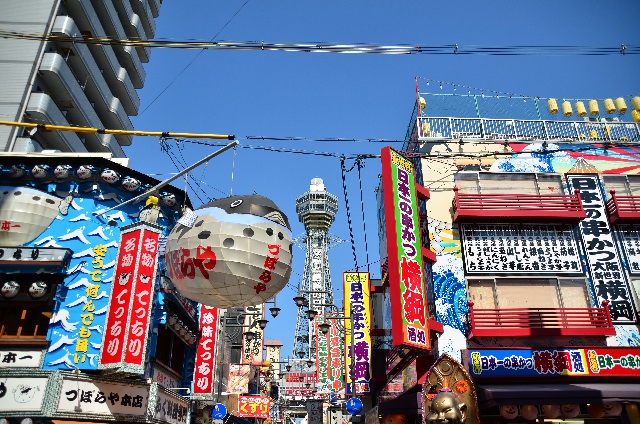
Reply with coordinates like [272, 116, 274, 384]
[307, 399, 323, 424]
[315, 316, 330, 393]
[567, 175, 637, 323]
[241, 304, 265, 364]
[192, 305, 218, 395]
[380, 146, 430, 350]
[344, 272, 372, 395]
[99, 227, 141, 366]
[99, 222, 162, 373]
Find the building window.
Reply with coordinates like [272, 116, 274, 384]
[468, 277, 590, 309]
[0, 302, 52, 339]
[155, 324, 186, 376]
[455, 172, 564, 194]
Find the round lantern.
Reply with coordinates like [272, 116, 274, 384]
[122, 177, 141, 191]
[77, 165, 95, 179]
[561, 404, 580, 418]
[165, 194, 293, 308]
[603, 403, 622, 416]
[542, 405, 561, 419]
[9, 165, 26, 178]
[587, 404, 606, 418]
[100, 168, 120, 183]
[520, 405, 539, 421]
[161, 192, 177, 207]
[1, 281, 20, 298]
[500, 405, 518, 420]
[28, 281, 48, 298]
[31, 164, 49, 179]
[54, 164, 72, 179]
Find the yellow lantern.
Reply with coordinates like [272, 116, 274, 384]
[548, 98, 559, 114]
[520, 405, 539, 421]
[632, 109, 640, 123]
[632, 96, 640, 111]
[419, 97, 426, 110]
[615, 97, 628, 114]
[589, 99, 600, 116]
[604, 98, 616, 114]
[575, 101, 587, 117]
[626, 403, 640, 424]
[562, 101, 573, 117]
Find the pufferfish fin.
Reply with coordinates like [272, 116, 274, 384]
[264, 211, 287, 227]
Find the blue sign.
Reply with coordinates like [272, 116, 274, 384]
[329, 393, 337, 405]
[345, 398, 363, 415]
[211, 403, 227, 419]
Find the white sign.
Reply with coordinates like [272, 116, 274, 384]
[154, 390, 190, 424]
[461, 223, 581, 274]
[153, 365, 181, 389]
[0, 377, 48, 412]
[0, 349, 42, 368]
[617, 225, 640, 275]
[58, 378, 148, 416]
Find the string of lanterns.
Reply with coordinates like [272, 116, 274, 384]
[167, 313, 198, 346]
[547, 96, 640, 121]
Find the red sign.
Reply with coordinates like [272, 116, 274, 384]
[237, 395, 270, 418]
[100, 223, 162, 373]
[192, 305, 218, 394]
[124, 227, 160, 366]
[100, 228, 141, 365]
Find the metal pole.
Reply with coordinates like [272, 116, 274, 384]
[96, 140, 238, 217]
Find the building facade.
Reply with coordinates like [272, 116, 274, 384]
[375, 92, 640, 423]
[0, 0, 161, 156]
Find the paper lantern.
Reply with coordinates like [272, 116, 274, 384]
[542, 405, 561, 419]
[575, 101, 587, 117]
[165, 194, 293, 308]
[122, 177, 141, 191]
[625, 403, 639, 424]
[587, 404, 606, 418]
[561, 404, 580, 418]
[589, 99, 600, 116]
[520, 405, 538, 421]
[161, 192, 177, 207]
[615, 97, 628, 114]
[500, 405, 518, 420]
[419, 97, 426, 110]
[604, 98, 616, 114]
[0, 186, 61, 245]
[1, 281, 20, 298]
[54, 164, 72, 179]
[100, 168, 120, 183]
[31, 164, 49, 179]
[548, 99, 559, 114]
[604, 403, 622, 416]
[562, 101, 573, 117]
[77, 165, 95, 179]
[9, 164, 26, 178]
[28, 281, 48, 298]
[633, 109, 640, 123]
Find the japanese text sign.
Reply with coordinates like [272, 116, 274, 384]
[344, 272, 372, 395]
[242, 304, 265, 364]
[192, 305, 219, 395]
[315, 315, 345, 394]
[99, 222, 162, 373]
[469, 348, 640, 377]
[237, 395, 270, 418]
[567, 175, 637, 322]
[380, 147, 430, 349]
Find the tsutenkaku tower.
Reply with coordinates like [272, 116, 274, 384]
[293, 178, 338, 360]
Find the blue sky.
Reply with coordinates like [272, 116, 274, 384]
[124, 0, 640, 357]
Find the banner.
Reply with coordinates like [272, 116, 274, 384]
[192, 305, 218, 395]
[343, 272, 372, 395]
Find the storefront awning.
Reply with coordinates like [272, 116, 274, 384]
[477, 383, 640, 408]
[378, 391, 423, 415]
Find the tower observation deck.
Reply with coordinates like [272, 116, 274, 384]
[293, 178, 339, 360]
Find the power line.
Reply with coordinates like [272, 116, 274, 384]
[1, 30, 638, 56]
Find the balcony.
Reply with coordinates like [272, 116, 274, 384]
[453, 187, 586, 222]
[467, 301, 616, 337]
[606, 190, 640, 224]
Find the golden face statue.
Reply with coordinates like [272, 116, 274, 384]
[426, 391, 467, 424]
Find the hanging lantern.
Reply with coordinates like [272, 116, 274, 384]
[161, 192, 177, 207]
[632, 109, 640, 123]
[500, 405, 518, 420]
[520, 405, 538, 421]
[165, 194, 293, 308]
[603, 403, 622, 416]
[122, 177, 141, 191]
[28, 281, 48, 298]
[9, 164, 26, 178]
[562, 101, 573, 117]
[575, 101, 587, 117]
[1, 281, 20, 298]
[53, 164, 72, 179]
[632, 96, 640, 112]
[31, 164, 49, 179]
[589, 99, 600, 116]
[561, 404, 580, 418]
[548, 98, 559, 114]
[587, 404, 606, 418]
[77, 165, 95, 179]
[615, 97, 628, 114]
[100, 168, 120, 183]
[604, 98, 616, 114]
[625, 403, 639, 424]
[419, 97, 426, 110]
[542, 405, 561, 419]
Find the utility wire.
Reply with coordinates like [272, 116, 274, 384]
[1, 31, 637, 56]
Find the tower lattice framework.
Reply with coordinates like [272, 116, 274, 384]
[292, 178, 339, 361]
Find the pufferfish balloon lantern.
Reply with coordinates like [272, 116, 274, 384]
[165, 194, 293, 308]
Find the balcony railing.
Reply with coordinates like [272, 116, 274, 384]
[606, 190, 640, 224]
[467, 301, 615, 337]
[453, 187, 586, 222]
[417, 116, 640, 143]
